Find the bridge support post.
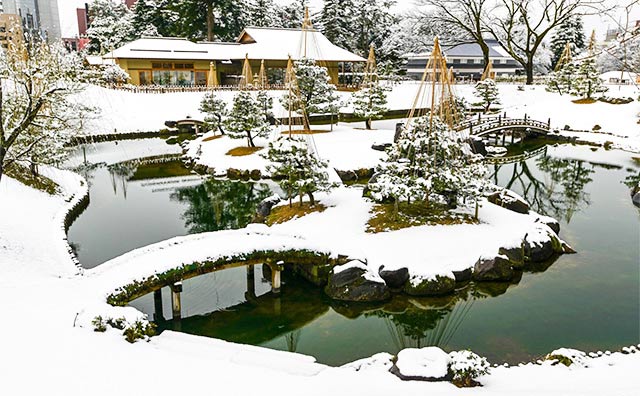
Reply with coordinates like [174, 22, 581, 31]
[153, 289, 164, 322]
[272, 268, 281, 295]
[502, 132, 506, 146]
[245, 265, 256, 301]
[170, 282, 182, 320]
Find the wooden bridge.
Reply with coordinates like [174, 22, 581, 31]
[458, 114, 552, 138]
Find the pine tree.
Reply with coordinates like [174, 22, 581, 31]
[247, 0, 281, 28]
[571, 56, 605, 99]
[264, 136, 335, 207]
[199, 93, 228, 135]
[86, 0, 136, 54]
[225, 91, 272, 147]
[546, 61, 577, 95]
[368, 116, 489, 215]
[168, 0, 247, 41]
[474, 79, 500, 113]
[279, 1, 306, 28]
[132, 0, 171, 37]
[351, 78, 390, 129]
[352, 0, 397, 57]
[550, 17, 586, 70]
[280, 58, 340, 131]
[318, 0, 356, 52]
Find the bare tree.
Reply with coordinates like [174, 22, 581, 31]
[487, 0, 608, 84]
[418, 0, 493, 67]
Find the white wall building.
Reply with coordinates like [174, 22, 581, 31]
[2, 0, 60, 41]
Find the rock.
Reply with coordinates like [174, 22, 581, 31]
[487, 189, 530, 214]
[335, 169, 358, 182]
[368, 172, 381, 185]
[371, 143, 392, 152]
[523, 225, 563, 262]
[378, 266, 409, 289]
[633, 192, 640, 207]
[324, 261, 390, 302]
[473, 254, 514, 281]
[469, 137, 487, 156]
[250, 169, 262, 180]
[255, 194, 281, 219]
[391, 347, 450, 381]
[535, 216, 560, 235]
[404, 274, 456, 296]
[452, 268, 472, 282]
[394, 123, 404, 143]
[498, 245, 525, 269]
[355, 168, 374, 180]
[227, 168, 243, 180]
[562, 242, 577, 254]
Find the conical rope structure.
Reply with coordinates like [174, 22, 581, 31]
[555, 42, 573, 72]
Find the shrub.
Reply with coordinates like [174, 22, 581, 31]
[106, 317, 126, 330]
[92, 316, 107, 332]
[123, 320, 157, 343]
[448, 350, 490, 387]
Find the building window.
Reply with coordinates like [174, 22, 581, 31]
[139, 71, 152, 85]
[195, 71, 207, 85]
[474, 59, 481, 64]
[460, 58, 467, 64]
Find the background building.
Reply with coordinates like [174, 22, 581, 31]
[404, 39, 523, 81]
[2, 0, 60, 41]
[0, 13, 22, 49]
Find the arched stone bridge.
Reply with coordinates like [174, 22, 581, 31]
[458, 115, 552, 138]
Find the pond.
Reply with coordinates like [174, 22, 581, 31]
[67, 139, 639, 366]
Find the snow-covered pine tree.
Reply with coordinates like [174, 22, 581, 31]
[256, 90, 274, 121]
[368, 116, 490, 216]
[248, 0, 281, 28]
[132, 0, 171, 37]
[225, 91, 272, 147]
[351, 78, 390, 129]
[280, 0, 306, 28]
[264, 136, 335, 207]
[474, 79, 500, 112]
[86, 0, 136, 54]
[199, 93, 228, 135]
[0, 41, 94, 182]
[280, 58, 340, 131]
[550, 17, 586, 70]
[101, 64, 130, 85]
[318, 0, 356, 52]
[571, 55, 605, 99]
[546, 61, 577, 95]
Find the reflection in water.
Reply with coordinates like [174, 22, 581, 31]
[491, 154, 595, 222]
[171, 179, 272, 234]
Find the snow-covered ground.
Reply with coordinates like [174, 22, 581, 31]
[1, 168, 638, 395]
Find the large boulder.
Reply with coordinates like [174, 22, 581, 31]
[487, 189, 530, 214]
[404, 274, 456, 296]
[335, 169, 358, 182]
[325, 261, 390, 302]
[254, 194, 281, 220]
[391, 347, 450, 381]
[452, 268, 472, 282]
[378, 266, 409, 289]
[499, 245, 525, 269]
[535, 215, 560, 235]
[633, 191, 640, 207]
[473, 254, 514, 281]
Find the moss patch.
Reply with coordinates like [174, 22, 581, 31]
[5, 165, 59, 195]
[202, 134, 223, 142]
[366, 201, 477, 233]
[571, 98, 597, 104]
[266, 203, 327, 225]
[226, 146, 263, 156]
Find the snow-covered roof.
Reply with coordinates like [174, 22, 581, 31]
[103, 28, 366, 63]
[599, 71, 639, 81]
[444, 40, 511, 58]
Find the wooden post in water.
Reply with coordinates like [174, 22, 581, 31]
[153, 289, 164, 322]
[170, 282, 182, 320]
[272, 268, 281, 295]
[245, 265, 256, 301]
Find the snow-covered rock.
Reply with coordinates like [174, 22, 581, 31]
[393, 347, 450, 381]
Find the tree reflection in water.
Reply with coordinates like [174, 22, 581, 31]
[171, 178, 272, 233]
[491, 154, 596, 222]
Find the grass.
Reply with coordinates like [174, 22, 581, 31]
[202, 134, 223, 142]
[5, 164, 59, 195]
[226, 146, 263, 156]
[366, 201, 477, 233]
[266, 202, 327, 225]
[571, 98, 597, 104]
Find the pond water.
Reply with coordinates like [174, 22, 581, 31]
[68, 138, 639, 366]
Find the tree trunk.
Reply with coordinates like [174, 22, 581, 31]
[303, 117, 311, 132]
[247, 132, 255, 147]
[365, 119, 372, 130]
[307, 191, 315, 206]
[0, 147, 5, 183]
[525, 62, 534, 85]
[217, 115, 225, 135]
[206, 2, 215, 41]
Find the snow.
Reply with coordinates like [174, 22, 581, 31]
[341, 352, 395, 372]
[395, 347, 450, 379]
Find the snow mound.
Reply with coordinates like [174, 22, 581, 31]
[342, 352, 394, 372]
[395, 347, 450, 379]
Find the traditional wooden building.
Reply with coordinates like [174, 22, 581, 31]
[102, 27, 366, 87]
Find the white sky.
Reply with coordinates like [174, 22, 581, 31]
[59, 0, 639, 40]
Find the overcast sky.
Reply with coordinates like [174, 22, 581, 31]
[59, 0, 639, 40]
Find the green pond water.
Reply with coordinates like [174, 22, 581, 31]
[67, 138, 640, 366]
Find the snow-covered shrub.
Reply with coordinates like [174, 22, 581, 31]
[92, 316, 107, 332]
[123, 320, 156, 343]
[351, 79, 390, 129]
[199, 92, 228, 135]
[101, 64, 130, 85]
[264, 136, 336, 207]
[225, 91, 272, 147]
[448, 350, 490, 387]
[474, 79, 500, 112]
[544, 348, 590, 368]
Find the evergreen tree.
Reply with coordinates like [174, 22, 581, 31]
[546, 61, 577, 95]
[199, 93, 228, 135]
[474, 79, 500, 113]
[247, 0, 281, 28]
[571, 56, 605, 99]
[225, 91, 272, 147]
[264, 136, 335, 207]
[352, 0, 397, 57]
[132, 0, 172, 37]
[86, 0, 136, 54]
[550, 17, 586, 70]
[279, 1, 306, 28]
[318, 0, 355, 51]
[351, 78, 390, 129]
[280, 58, 340, 131]
[168, 0, 247, 41]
